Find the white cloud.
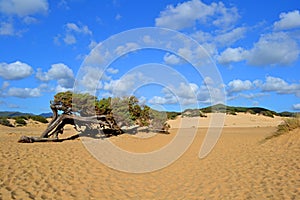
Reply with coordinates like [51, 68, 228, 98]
[274, 10, 300, 31]
[247, 32, 299, 66]
[256, 76, 300, 96]
[215, 27, 246, 47]
[0, 61, 33, 80]
[7, 87, 41, 98]
[293, 103, 300, 110]
[142, 35, 155, 44]
[55, 22, 93, 45]
[66, 22, 92, 35]
[227, 79, 253, 93]
[36, 63, 75, 88]
[114, 42, 139, 56]
[218, 32, 300, 66]
[63, 33, 76, 45]
[217, 47, 246, 64]
[106, 67, 119, 74]
[23, 16, 38, 24]
[104, 73, 147, 97]
[115, 14, 122, 20]
[149, 96, 177, 105]
[0, 0, 48, 17]
[211, 2, 239, 29]
[88, 40, 98, 50]
[78, 66, 103, 92]
[163, 53, 181, 65]
[191, 30, 212, 43]
[0, 21, 15, 35]
[155, 0, 239, 30]
[0, 81, 9, 97]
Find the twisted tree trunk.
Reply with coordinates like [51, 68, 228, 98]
[18, 101, 123, 143]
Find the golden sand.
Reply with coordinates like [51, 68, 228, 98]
[0, 114, 299, 199]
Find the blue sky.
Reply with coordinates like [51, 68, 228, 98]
[0, 0, 300, 114]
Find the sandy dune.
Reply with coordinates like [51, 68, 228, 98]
[0, 114, 299, 199]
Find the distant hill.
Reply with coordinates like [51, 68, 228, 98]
[0, 111, 53, 118]
[182, 104, 297, 118]
[39, 112, 53, 118]
[0, 111, 34, 117]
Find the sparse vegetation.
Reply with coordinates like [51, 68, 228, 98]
[182, 109, 207, 118]
[265, 115, 300, 140]
[166, 111, 181, 120]
[260, 110, 274, 118]
[15, 118, 27, 126]
[0, 117, 14, 127]
[29, 115, 48, 123]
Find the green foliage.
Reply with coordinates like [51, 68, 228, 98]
[96, 97, 112, 115]
[247, 109, 256, 115]
[52, 91, 169, 130]
[30, 115, 48, 123]
[227, 111, 237, 115]
[15, 118, 27, 126]
[166, 111, 181, 120]
[260, 111, 274, 118]
[182, 109, 207, 118]
[278, 111, 296, 117]
[0, 117, 14, 127]
[149, 109, 167, 130]
[54, 91, 98, 116]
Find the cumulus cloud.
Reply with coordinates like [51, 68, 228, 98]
[274, 10, 300, 31]
[36, 63, 75, 88]
[65, 22, 92, 35]
[106, 67, 119, 74]
[218, 32, 300, 66]
[103, 73, 147, 97]
[0, 0, 48, 17]
[63, 33, 76, 45]
[217, 47, 246, 64]
[0, 21, 15, 35]
[55, 22, 93, 45]
[155, 0, 239, 30]
[114, 42, 139, 56]
[293, 103, 300, 110]
[215, 27, 246, 47]
[247, 32, 299, 66]
[7, 87, 41, 98]
[149, 96, 177, 105]
[149, 79, 225, 106]
[227, 79, 253, 93]
[256, 76, 300, 96]
[163, 53, 182, 65]
[77, 66, 103, 92]
[0, 61, 33, 80]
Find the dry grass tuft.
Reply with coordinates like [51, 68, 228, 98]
[265, 115, 300, 140]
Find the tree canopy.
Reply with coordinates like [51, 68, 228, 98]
[53, 91, 168, 130]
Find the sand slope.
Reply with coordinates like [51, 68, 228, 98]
[0, 114, 299, 199]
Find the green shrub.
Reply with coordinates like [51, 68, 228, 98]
[30, 115, 48, 123]
[15, 118, 27, 126]
[247, 109, 256, 115]
[260, 111, 274, 118]
[167, 112, 181, 120]
[0, 117, 14, 127]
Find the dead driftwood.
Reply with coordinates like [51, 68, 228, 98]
[18, 101, 123, 143]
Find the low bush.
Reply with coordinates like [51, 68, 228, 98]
[15, 118, 27, 126]
[30, 115, 48, 123]
[0, 117, 14, 127]
[260, 111, 274, 118]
